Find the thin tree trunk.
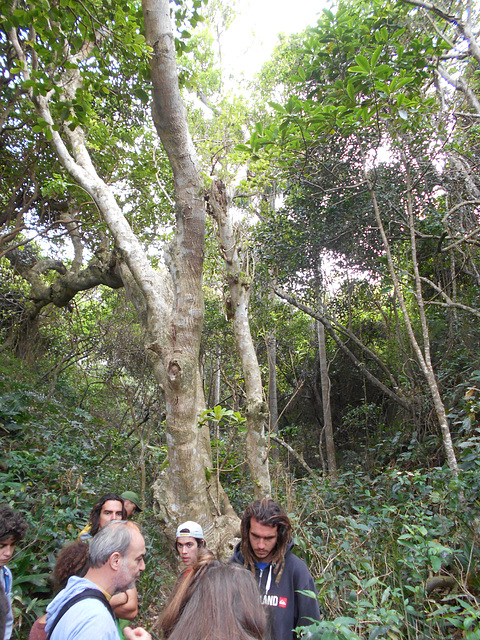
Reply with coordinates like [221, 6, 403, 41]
[364, 154, 459, 477]
[214, 353, 221, 407]
[316, 320, 337, 478]
[266, 331, 279, 462]
[274, 287, 411, 411]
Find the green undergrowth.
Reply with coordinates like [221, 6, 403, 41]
[288, 456, 480, 639]
[3, 353, 480, 639]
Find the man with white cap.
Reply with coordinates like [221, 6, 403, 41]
[175, 521, 205, 568]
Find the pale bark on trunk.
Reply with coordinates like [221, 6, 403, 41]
[267, 333, 279, 433]
[316, 320, 337, 478]
[142, 0, 239, 551]
[364, 155, 459, 477]
[208, 181, 271, 498]
[9, 0, 240, 555]
[214, 354, 221, 406]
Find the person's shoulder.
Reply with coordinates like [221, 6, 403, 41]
[229, 541, 243, 564]
[55, 594, 116, 636]
[46, 576, 104, 630]
[2, 565, 12, 580]
[284, 549, 314, 575]
[78, 524, 92, 541]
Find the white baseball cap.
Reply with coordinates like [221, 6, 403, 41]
[176, 521, 204, 539]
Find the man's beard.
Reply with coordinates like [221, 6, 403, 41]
[114, 561, 137, 593]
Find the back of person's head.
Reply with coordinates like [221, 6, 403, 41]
[160, 547, 215, 637]
[89, 520, 134, 568]
[52, 540, 89, 593]
[0, 504, 28, 543]
[240, 498, 292, 581]
[168, 562, 265, 640]
[89, 492, 126, 536]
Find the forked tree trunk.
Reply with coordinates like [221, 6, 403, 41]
[208, 181, 271, 498]
[142, 0, 239, 551]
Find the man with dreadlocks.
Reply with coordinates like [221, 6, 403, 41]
[230, 499, 321, 640]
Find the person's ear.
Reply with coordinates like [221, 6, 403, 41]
[109, 551, 122, 570]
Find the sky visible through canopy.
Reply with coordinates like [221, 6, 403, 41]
[221, 0, 325, 80]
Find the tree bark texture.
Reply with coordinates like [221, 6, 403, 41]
[267, 332, 279, 434]
[142, 0, 239, 549]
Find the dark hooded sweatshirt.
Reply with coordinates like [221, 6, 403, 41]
[230, 541, 321, 640]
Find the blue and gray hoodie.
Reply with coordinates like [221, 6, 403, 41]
[230, 540, 321, 640]
[45, 576, 118, 640]
[1, 565, 13, 640]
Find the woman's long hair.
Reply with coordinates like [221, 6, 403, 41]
[159, 547, 215, 638]
[168, 562, 266, 640]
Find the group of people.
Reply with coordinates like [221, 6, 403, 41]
[0, 495, 321, 640]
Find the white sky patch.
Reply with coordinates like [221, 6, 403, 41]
[221, 0, 325, 81]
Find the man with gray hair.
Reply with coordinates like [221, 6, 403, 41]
[45, 521, 151, 640]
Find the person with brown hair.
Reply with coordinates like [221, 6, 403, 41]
[230, 499, 321, 640]
[175, 521, 206, 568]
[79, 494, 137, 624]
[163, 558, 266, 640]
[79, 493, 127, 541]
[158, 547, 215, 638]
[29, 540, 90, 640]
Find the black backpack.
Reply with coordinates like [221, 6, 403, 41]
[46, 588, 116, 639]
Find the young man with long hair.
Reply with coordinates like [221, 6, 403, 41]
[231, 499, 321, 640]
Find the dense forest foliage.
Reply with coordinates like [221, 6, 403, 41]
[2, 0, 480, 637]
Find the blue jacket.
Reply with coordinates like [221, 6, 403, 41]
[1, 566, 13, 640]
[45, 576, 118, 640]
[231, 540, 321, 640]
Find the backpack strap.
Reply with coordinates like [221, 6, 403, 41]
[46, 588, 116, 640]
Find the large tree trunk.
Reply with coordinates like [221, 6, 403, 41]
[142, 0, 239, 551]
[208, 180, 271, 498]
